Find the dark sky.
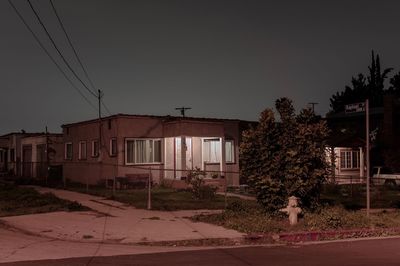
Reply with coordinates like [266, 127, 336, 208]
[2, 0, 400, 134]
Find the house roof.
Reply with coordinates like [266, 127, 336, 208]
[0, 132, 62, 139]
[61, 113, 255, 128]
[327, 130, 365, 148]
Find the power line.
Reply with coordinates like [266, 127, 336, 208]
[26, 0, 97, 98]
[48, 0, 97, 91]
[49, 0, 113, 116]
[101, 99, 112, 116]
[7, 0, 97, 111]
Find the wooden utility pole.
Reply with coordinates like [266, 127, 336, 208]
[175, 107, 191, 117]
[308, 102, 318, 114]
[45, 126, 49, 186]
[98, 89, 103, 155]
[366, 99, 370, 217]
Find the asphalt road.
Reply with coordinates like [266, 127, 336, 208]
[2, 237, 400, 266]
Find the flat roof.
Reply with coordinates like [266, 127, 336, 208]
[62, 113, 253, 128]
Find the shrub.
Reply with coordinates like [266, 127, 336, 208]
[304, 206, 369, 230]
[240, 98, 330, 213]
[186, 168, 217, 200]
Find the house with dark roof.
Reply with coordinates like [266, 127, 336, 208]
[62, 114, 254, 188]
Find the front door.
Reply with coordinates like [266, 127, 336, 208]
[175, 137, 192, 179]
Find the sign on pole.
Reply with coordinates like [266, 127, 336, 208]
[345, 102, 366, 113]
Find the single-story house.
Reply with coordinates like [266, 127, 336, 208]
[326, 94, 400, 180]
[62, 114, 254, 187]
[0, 132, 63, 178]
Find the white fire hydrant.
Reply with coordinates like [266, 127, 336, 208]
[280, 196, 302, 225]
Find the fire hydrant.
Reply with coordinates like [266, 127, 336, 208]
[280, 196, 302, 225]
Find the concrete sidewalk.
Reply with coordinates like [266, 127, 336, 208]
[0, 187, 244, 245]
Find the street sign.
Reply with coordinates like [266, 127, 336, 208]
[345, 102, 366, 113]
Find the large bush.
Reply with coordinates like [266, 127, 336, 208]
[240, 98, 330, 213]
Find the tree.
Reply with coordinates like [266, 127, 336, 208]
[329, 51, 392, 113]
[240, 98, 330, 213]
[388, 71, 400, 95]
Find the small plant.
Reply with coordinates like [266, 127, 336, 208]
[186, 168, 217, 200]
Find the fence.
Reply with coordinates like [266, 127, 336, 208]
[323, 174, 400, 209]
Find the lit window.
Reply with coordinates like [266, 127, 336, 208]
[340, 150, 360, 169]
[65, 142, 73, 160]
[110, 138, 117, 156]
[92, 140, 99, 157]
[203, 138, 221, 163]
[78, 141, 87, 160]
[125, 139, 162, 164]
[225, 140, 235, 163]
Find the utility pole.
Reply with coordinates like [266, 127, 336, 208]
[45, 126, 49, 186]
[308, 102, 318, 114]
[366, 99, 370, 217]
[97, 89, 104, 158]
[175, 107, 191, 117]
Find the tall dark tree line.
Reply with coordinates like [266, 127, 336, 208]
[329, 51, 396, 113]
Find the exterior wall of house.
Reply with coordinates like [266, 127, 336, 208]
[62, 115, 243, 186]
[20, 135, 63, 178]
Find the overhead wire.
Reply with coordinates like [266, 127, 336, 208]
[26, 0, 98, 98]
[49, 0, 113, 116]
[48, 0, 97, 91]
[7, 0, 97, 111]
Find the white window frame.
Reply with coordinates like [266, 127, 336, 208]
[340, 149, 360, 169]
[91, 140, 99, 157]
[110, 138, 117, 156]
[78, 141, 87, 160]
[203, 138, 221, 163]
[225, 140, 235, 163]
[65, 142, 73, 160]
[125, 138, 162, 165]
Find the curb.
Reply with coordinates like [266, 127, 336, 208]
[246, 227, 400, 243]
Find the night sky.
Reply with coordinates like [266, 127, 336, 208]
[2, 0, 400, 134]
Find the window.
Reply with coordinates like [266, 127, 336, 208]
[108, 120, 112, 130]
[65, 142, 73, 160]
[203, 138, 221, 163]
[110, 138, 117, 156]
[225, 140, 235, 163]
[340, 150, 360, 169]
[92, 140, 99, 157]
[125, 139, 162, 164]
[78, 141, 87, 160]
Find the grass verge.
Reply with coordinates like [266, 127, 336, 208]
[0, 182, 88, 217]
[66, 182, 253, 210]
[191, 200, 400, 234]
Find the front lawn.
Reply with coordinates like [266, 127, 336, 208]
[321, 183, 400, 209]
[66, 182, 256, 210]
[0, 182, 88, 217]
[191, 200, 400, 234]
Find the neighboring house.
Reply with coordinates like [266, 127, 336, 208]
[0, 132, 63, 178]
[62, 114, 253, 187]
[326, 94, 400, 179]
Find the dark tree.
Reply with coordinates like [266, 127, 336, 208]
[329, 51, 392, 113]
[240, 98, 330, 213]
[388, 71, 400, 95]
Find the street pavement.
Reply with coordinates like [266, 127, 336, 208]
[0, 187, 243, 244]
[2, 237, 400, 265]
